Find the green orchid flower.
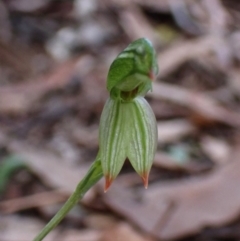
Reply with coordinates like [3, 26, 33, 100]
[99, 38, 158, 191]
[33, 38, 158, 241]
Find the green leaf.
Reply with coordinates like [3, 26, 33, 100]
[0, 155, 27, 194]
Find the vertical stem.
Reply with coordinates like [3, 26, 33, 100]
[33, 158, 103, 241]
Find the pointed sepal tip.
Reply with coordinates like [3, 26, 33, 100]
[141, 172, 149, 189]
[104, 175, 114, 193]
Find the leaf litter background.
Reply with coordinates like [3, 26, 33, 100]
[1, 0, 240, 240]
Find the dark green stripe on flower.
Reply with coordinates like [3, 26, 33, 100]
[99, 97, 157, 191]
[99, 98, 127, 191]
[126, 97, 157, 187]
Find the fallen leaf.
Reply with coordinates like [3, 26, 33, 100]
[157, 35, 225, 78]
[83, 214, 118, 230]
[200, 136, 231, 165]
[154, 151, 212, 173]
[0, 190, 67, 214]
[149, 82, 240, 127]
[59, 229, 101, 241]
[157, 119, 196, 144]
[0, 59, 77, 114]
[145, 147, 240, 240]
[100, 222, 154, 241]
[103, 147, 240, 240]
[102, 183, 169, 234]
[0, 215, 57, 241]
[7, 141, 90, 194]
[119, 5, 158, 45]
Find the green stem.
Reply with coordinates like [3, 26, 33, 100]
[33, 157, 103, 241]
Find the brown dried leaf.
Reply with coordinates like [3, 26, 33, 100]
[119, 5, 158, 45]
[154, 152, 211, 173]
[0, 56, 98, 115]
[7, 141, 90, 194]
[0, 190, 67, 214]
[200, 136, 231, 165]
[157, 119, 196, 144]
[202, 0, 230, 32]
[59, 229, 101, 241]
[149, 82, 240, 127]
[100, 222, 155, 241]
[83, 214, 118, 230]
[103, 148, 240, 240]
[67, 121, 99, 148]
[157, 35, 225, 78]
[103, 183, 169, 234]
[0, 59, 77, 114]
[154, 152, 184, 170]
[0, 215, 57, 241]
[145, 148, 240, 240]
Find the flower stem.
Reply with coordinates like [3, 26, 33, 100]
[33, 156, 103, 241]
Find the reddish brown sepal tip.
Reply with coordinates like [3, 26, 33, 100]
[148, 71, 155, 81]
[141, 172, 149, 189]
[104, 175, 114, 193]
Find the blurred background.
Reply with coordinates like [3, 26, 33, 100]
[1, 0, 240, 240]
